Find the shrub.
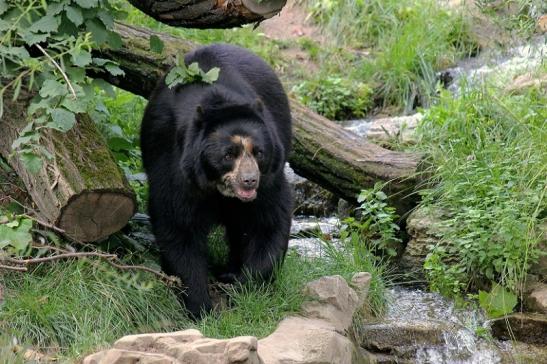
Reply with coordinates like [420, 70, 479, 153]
[293, 75, 373, 120]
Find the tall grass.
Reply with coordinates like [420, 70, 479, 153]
[416, 85, 546, 297]
[0, 260, 189, 359]
[302, 0, 478, 113]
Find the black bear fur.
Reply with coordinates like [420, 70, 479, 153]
[140, 44, 293, 319]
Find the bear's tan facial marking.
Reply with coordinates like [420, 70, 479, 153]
[217, 135, 260, 202]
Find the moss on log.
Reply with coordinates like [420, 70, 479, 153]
[0, 91, 136, 242]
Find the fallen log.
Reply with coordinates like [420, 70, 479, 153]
[127, 0, 287, 28]
[0, 91, 136, 242]
[96, 23, 423, 212]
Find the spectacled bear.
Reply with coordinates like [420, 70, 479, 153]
[141, 44, 293, 319]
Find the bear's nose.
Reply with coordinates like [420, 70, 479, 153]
[240, 173, 258, 189]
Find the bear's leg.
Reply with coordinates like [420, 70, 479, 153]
[155, 222, 212, 319]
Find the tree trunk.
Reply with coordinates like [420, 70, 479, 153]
[127, 0, 287, 28]
[96, 23, 423, 212]
[0, 91, 136, 242]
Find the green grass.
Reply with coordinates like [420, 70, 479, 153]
[415, 85, 546, 297]
[0, 260, 188, 360]
[1, 233, 388, 360]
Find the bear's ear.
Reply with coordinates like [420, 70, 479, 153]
[253, 98, 264, 113]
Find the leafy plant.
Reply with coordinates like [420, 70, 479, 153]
[478, 284, 518, 318]
[292, 75, 373, 120]
[0, 214, 33, 254]
[416, 86, 546, 300]
[165, 55, 220, 89]
[340, 184, 401, 258]
[0, 0, 125, 173]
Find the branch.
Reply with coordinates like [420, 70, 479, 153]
[2, 248, 181, 286]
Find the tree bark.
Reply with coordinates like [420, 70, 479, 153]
[0, 91, 136, 242]
[127, 0, 287, 28]
[96, 23, 423, 211]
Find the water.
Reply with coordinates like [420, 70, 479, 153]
[381, 287, 503, 363]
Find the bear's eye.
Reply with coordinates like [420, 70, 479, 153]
[224, 153, 233, 161]
[255, 151, 264, 159]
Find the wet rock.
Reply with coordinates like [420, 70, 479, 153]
[400, 206, 446, 273]
[499, 341, 547, 364]
[359, 320, 453, 356]
[525, 283, 547, 314]
[488, 313, 547, 345]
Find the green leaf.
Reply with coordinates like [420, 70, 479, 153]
[0, 0, 7, 16]
[19, 152, 43, 174]
[0, 19, 10, 31]
[479, 285, 518, 318]
[29, 15, 59, 33]
[165, 68, 180, 88]
[97, 9, 114, 29]
[19, 30, 49, 45]
[106, 31, 122, 49]
[0, 218, 33, 251]
[105, 63, 124, 76]
[48, 108, 76, 132]
[74, 0, 99, 9]
[61, 98, 87, 113]
[187, 62, 201, 76]
[85, 19, 108, 45]
[65, 6, 84, 26]
[71, 49, 92, 67]
[39, 79, 67, 98]
[149, 35, 164, 54]
[202, 67, 220, 84]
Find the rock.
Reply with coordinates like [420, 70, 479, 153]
[257, 317, 358, 364]
[113, 330, 204, 351]
[499, 341, 547, 364]
[83, 329, 260, 364]
[301, 275, 359, 332]
[400, 206, 446, 273]
[489, 313, 547, 345]
[351, 272, 372, 307]
[530, 222, 547, 280]
[505, 72, 547, 94]
[359, 320, 455, 356]
[525, 283, 547, 314]
[538, 14, 547, 33]
[83, 349, 178, 364]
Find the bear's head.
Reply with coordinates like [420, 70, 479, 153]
[181, 88, 283, 202]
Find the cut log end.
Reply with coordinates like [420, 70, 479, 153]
[58, 191, 136, 242]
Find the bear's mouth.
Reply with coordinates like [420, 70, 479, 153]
[235, 187, 257, 202]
